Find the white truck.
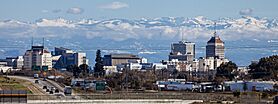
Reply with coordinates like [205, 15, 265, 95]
[33, 74, 39, 79]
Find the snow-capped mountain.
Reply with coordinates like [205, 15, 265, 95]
[1, 16, 277, 29]
[0, 16, 278, 66]
[1, 16, 277, 41]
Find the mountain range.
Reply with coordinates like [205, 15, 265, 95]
[0, 16, 278, 66]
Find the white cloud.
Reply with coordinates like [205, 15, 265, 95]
[52, 9, 62, 13]
[67, 7, 84, 14]
[41, 10, 49, 13]
[99, 2, 129, 10]
[239, 8, 253, 15]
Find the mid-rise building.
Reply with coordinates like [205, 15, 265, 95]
[164, 59, 191, 72]
[198, 57, 229, 72]
[198, 57, 215, 72]
[53, 47, 88, 70]
[169, 41, 195, 62]
[6, 56, 24, 69]
[206, 32, 225, 59]
[23, 46, 52, 70]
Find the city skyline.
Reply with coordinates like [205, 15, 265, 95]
[0, 0, 277, 66]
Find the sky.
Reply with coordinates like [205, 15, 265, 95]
[0, 0, 278, 21]
[0, 0, 277, 66]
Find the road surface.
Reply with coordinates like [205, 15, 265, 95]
[8, 76, 65, 96]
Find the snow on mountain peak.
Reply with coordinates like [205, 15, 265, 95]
[36, 18, 75, 28]
[0, 16, 278, 41]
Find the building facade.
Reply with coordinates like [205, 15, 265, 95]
[206, 32, 225, 59]
[23, 46, 52, 70]
[169, 41, 195, 62]
[53, 47, 88, 70]
[103, 54, 141, 66]
[6, 56, 24, 69]
[198, 57, 229, 72]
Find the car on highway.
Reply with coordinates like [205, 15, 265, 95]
[34, 74, 39, 79]
[35, 80, 39, 83]
[43, 86, 47, 89]
[49, 90, 53, 94]
[55, 89, 59, 93]
[43, 78, 46, 81]
[50, 87, 56, 91]
[274, 96, 278, 104]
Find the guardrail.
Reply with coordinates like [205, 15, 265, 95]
[0, 90, 27, 103]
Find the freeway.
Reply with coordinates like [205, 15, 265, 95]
[8, 76, 65, 96]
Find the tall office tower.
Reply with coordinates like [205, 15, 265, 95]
[206, 31, 225, 59]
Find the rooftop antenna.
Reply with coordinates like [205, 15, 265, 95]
[213, 22, 217, 37]
[42, 37, 45, 47]
[31, 37, 34, 47]
[181, 28, 183, 41]
[180, 28, 185, 42]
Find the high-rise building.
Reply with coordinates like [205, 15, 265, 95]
[206, 32, 225, 59]
[169, 41, 195, 62]
[23, 46, 52, 70]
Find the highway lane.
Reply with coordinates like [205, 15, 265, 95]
[7, 76, 46, 95]
[7, 75, 84, 100]
[8, 76, 65, 96]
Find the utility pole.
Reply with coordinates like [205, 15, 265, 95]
[124, 67, 128, 92]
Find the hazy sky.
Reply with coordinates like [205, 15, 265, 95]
[0, 0, 277, 21]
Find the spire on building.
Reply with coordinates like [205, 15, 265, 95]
[179, 28, 185, 42]
[31, 37, 33, 47]
[213, 22, 217, 37]
[42, 37, 45, 47]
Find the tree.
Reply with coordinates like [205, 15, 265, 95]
[79, 64, 90, 77]
[215, 61, 238, 81]
[248, 55, 278, 80]
[0, 69, 3, 75]
[94, 50, 104, 77]
[66, 65, 81, 78]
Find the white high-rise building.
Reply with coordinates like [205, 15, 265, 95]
[23, 46, 52, 70]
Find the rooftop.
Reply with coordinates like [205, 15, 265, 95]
[207, 36, 224, 43]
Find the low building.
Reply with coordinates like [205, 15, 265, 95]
[5, 56, 24, 69]
[118, 62, 167, 71]
[13, 56, 24, 69]
[103, 53, 141, 66]
[103, 66, 117, 75]
[224, 81, 275, 92]
[0, 59, 7, 66]
[0, 66, 13, 73]
[164, 59, 191, 72]
[152, 63, 167, 70]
